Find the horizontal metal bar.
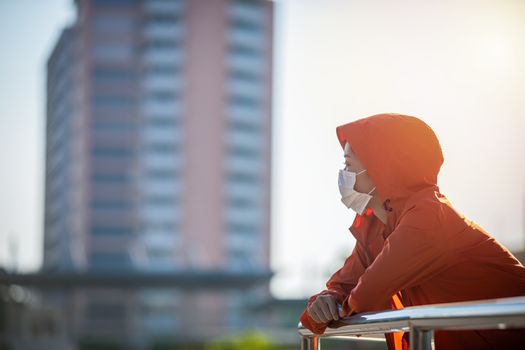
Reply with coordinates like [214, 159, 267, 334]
[298, 295, 525, 338]
[0, 270, 273, 288]
[323, 335, 386, 342]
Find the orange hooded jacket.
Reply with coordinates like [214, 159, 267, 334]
[299, 113, 525, 349]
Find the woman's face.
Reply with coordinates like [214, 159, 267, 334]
[343, 142, 376, 194]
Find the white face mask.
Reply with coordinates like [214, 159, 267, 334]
[338, 169, 376, 215]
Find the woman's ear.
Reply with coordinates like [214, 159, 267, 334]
[344, 142, 351, 155]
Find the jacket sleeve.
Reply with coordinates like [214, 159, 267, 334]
[299, 239, 369, 334]
[341, 206, 451, 315]
[325, 239, 370, 302]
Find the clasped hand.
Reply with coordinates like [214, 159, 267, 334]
[307, 294, 345, 323]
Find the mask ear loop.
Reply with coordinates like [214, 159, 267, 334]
[356, 169, 375, 195]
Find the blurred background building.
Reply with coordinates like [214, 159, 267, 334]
[40, 0, 279, 348]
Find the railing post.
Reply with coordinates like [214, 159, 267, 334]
[410, 327, 433, 350]
[301, 335, 320, 350]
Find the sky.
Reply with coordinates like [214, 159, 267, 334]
[0, 0, 76, 272]
[1, 0, 524, 299]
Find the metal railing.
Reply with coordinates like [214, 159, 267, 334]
[298, 295, 525, 350]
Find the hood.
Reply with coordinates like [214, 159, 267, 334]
[336, 113, 444, 210]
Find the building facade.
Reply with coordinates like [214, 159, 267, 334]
[44, 0, 273, 346]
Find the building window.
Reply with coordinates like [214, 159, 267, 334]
[92, 95, 136, 108]
[142, 221, 178, 233]
[91, 200, 133, 210]
[229, 43, 261, 57]
[228, 145, 259, 158]
[230, 95, 259, 108]
[93, 0, 139, 6]
[91, 147, 135, 158]
[93, 43, 135, 61]
[227, 222, 258, 235]
[146, 91, 179, 102]
[229, 120, 260, 133]
[230, 18, 262, 33]
[145, 65, 180, 76]
[146, 169, 179, 179]
[147, 247, 173, 258]
[94, 16, 135, 33]
[92, 173, 132, 184]
[91, 226, 133, 236]
[227, 171, 259, 184]
[93, 67, 137, 82]
[89, 252, 132, 270]
[144, 39, 181, 51]
[92, 121, 137, 131]
[229, 68, 260, 83]
[145, 195, 177, 206]
[146, 13, 182, 23]
[144, 142, 179, 154]
[147, 117, 178, 128]
[228, 249, 256, 270]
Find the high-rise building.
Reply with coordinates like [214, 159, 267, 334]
[44, 0, 273, 345]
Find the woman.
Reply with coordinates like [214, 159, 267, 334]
[299, 113, 525, 349]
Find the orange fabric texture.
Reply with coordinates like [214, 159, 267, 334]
[299, 113, 525, 349]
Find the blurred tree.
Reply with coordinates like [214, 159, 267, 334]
[206, 331, 292, 350]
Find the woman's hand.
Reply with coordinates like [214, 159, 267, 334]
[307, 294, 345, 323]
